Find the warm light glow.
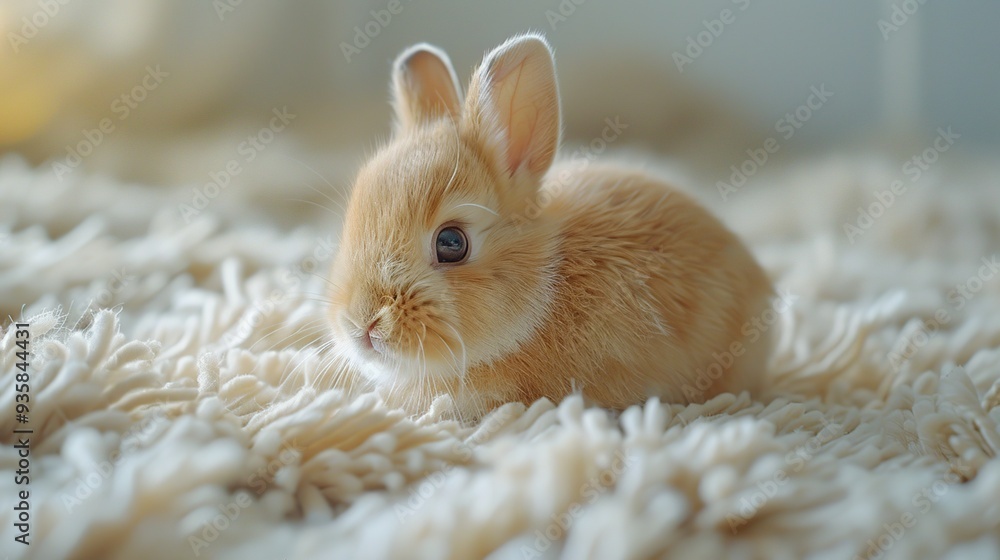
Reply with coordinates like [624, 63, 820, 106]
[0, 57, 58, 146]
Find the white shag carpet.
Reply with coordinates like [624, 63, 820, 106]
[2, 151, 1000, 560]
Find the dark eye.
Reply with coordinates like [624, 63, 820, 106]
[435, 226, 469, 264]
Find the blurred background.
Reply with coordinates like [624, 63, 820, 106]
[1, 0, 998, 201]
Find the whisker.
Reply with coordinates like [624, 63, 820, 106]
[417, 332, 428, 413]
[300, 294, 339, 307]
[443, 322, 468, 377]
[311, 343, 348, 393]
[245, 320, 328, 356]
[285, 338, 338, 389]
[288, 197, 344, 218]
[442, 118, 461, 196]
[452, 203, 499, 217]
[239, 324, 330, 381]
[277, 154, 353, 201]
[305, 272, 342, 293]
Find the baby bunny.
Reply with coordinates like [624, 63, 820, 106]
[326, 33, 774, 418]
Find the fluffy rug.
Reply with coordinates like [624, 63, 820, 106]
[2, 149, 999, 560]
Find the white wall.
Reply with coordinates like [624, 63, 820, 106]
[4, 0, 997, 186]
[325, 0, 1000, 148]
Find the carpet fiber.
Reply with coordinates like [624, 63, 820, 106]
[2, 151, 1000, 560]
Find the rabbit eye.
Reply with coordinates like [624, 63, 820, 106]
[435, 226, 469, 264]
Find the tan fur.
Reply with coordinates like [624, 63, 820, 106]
[326, 34, 774, 419]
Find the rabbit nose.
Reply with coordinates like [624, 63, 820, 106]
[362, 317, 384, 353]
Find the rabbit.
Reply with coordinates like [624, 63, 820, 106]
[325, 33, 775, 419]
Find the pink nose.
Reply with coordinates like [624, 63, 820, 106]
[361, 318, 383, 353]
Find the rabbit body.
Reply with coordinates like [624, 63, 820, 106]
[326, 34, 773, 417]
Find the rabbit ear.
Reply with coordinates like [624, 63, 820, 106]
[464, 34, 560, 182]
[391, 44, 463, 130]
